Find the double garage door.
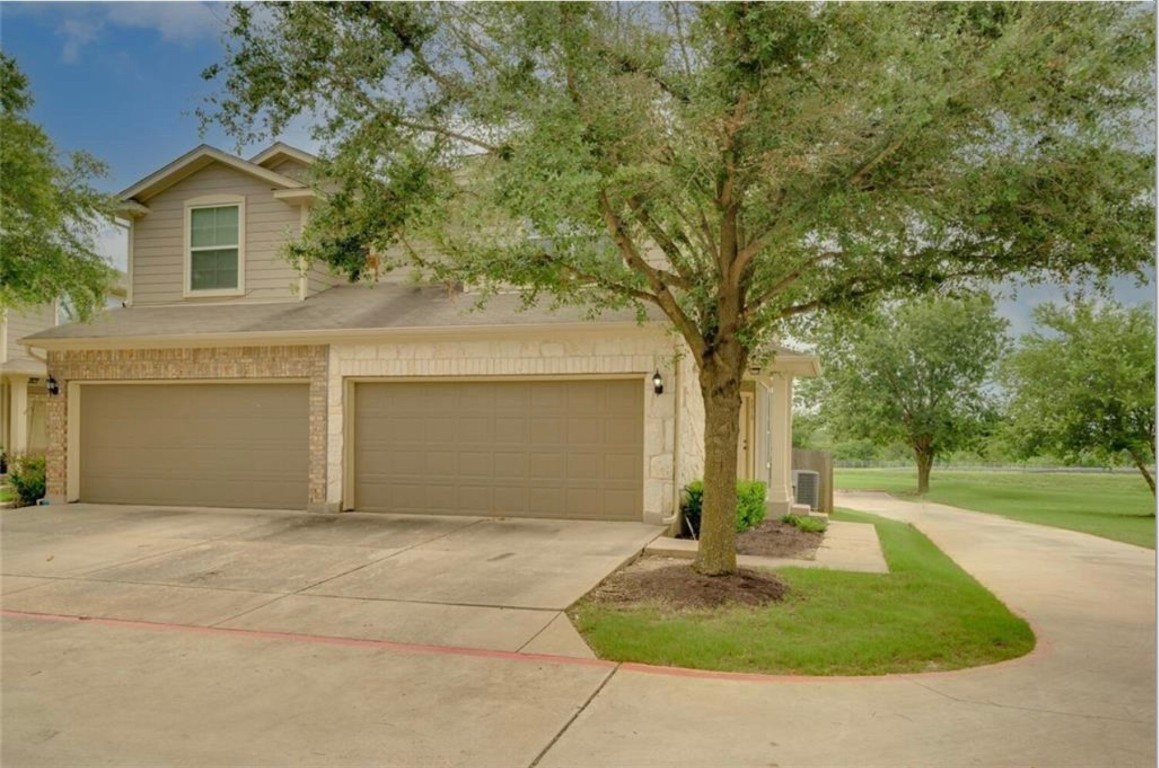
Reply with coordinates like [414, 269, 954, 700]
[79, 379, 644, 520]
[354, 380, 643, 521]
[80, 383, 310, 509]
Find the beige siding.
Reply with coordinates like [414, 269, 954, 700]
[267, 157, 312, 182]
[307, 265, 344, 296]
[4, 304, 56, 366]
[132, 163, 303, 305]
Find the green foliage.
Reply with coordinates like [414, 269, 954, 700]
[809, 294, 1009, 491]
[836, 468, 1155, 547]
[680, 480, 704, 536]
[782, 513, 828, 534]
[736, 481, 768, 532]
[7, 454, 46, 507]
[572, 509, 1035, 675]
[0, 54, 118, 320]
[1001, 300, 1156, 495]
[682, 479, 767, 535]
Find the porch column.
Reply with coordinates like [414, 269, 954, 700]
[8, 374, 29, 455]
[766, 373, 794, 517]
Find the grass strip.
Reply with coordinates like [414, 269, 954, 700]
[571, 509, 1035, 676]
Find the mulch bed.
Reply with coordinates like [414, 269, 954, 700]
[734, 518, 824, 560]
[584, 556, 789, 610]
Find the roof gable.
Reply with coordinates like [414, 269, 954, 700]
[249, 142, 318, 169]
[118, 144, 306, 204]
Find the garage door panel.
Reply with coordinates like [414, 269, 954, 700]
[80, 384, 308, 510]
[355, 380, 643, 520]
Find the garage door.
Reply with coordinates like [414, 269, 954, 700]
[354, 380, 643, 520]
[80, 383, 309, 509]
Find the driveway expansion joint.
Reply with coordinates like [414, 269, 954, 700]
[527, 664, 620, 768]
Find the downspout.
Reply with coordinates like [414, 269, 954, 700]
[660, 352, 682, 531]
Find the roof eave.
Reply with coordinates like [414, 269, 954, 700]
[22, 319, 670, 352]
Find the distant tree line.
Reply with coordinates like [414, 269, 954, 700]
[795, 294, 1156, 496]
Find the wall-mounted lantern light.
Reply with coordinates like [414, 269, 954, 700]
[46, 376, 60, 397]
[652, 370, 664, 395]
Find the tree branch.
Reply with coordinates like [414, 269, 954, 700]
[600, 191, 705, 358]
[626, 197, 697, 288]
[850, 135, 905, 188]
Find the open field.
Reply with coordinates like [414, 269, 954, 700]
[836, 468, 1155, 548]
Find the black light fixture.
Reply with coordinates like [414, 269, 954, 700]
[46, 376, 60, 397]
[652, 370, 664, 395]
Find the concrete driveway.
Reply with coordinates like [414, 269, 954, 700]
[3, 497, 1155, 767]
[0, 504, 662, 655]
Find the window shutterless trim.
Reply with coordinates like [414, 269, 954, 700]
[183, 194, 246, 298]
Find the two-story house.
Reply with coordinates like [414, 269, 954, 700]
[23, 142, 818, 525]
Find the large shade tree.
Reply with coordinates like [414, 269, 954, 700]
[809, 295, 1009, 494]
[203, 2, 1155, 575]
[1003, 300, 1157, 497]
[0, 54, 117, 320]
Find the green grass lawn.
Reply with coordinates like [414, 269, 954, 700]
[837, 468, 1156, 549]
[571, 509, 1035, 676]
[0, 486, 12, 503]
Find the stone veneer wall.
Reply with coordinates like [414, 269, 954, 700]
[328, 328, 700, 524]
[45, 346, 329, 508]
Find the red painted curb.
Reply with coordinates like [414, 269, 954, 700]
[1, 607, 1049, 684]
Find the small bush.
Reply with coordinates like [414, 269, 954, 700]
[681, 480, 769, 536]
[8, 454, 46, 507]
[681, 480, 705, 536]
[782, 513, 828, 534]
[735, 481, 768, 533]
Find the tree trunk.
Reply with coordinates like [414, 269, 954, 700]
[1127, 448, 1156, 500]
[694, 346, 746, 576]
[914, 445, 934, 495]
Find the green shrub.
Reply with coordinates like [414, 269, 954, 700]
[735, 481, 768, 532]
[782, 513, 828, 534]
[8, 454, 46, 507]
[681, 480, 768, 536]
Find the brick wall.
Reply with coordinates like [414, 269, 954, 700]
[46, 345, 329, 508]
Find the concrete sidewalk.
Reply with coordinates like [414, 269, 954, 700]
[645, 519, 889, 573]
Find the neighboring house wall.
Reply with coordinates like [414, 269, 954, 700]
[44, 346, 330, 508]
[327, 327, 696, 524]
[2, 304, 56, 456]
[4, 303, 56, 367]
[132, 164, 305, 305]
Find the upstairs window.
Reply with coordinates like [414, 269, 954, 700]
[189, 205, 240, 291]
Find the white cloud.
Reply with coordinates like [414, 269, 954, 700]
[39, 1, 227, 62]
[103, 2, 225, 45]
[59, 17, 103, 63]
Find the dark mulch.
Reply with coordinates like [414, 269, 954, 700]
[735, 518, 824, 560]
[586, 556, 789, 610]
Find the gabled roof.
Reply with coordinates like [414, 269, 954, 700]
[118, 144, 307, 204]
[249, 142, 318, 169]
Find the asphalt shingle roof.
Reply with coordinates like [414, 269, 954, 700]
[24, 283, 657, 344]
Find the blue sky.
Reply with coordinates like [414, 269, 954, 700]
[2, 1, 1154, 335]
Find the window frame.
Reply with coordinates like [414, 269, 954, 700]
[183, 194, 246, 298]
